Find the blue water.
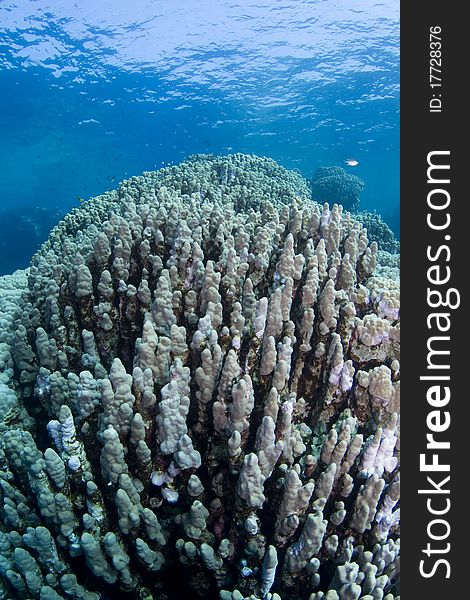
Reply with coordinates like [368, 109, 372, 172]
[0, 0, 399, 276]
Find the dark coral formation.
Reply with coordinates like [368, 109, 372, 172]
[309, 167, 365, 212]
[354, 212, 399, 255]
[0, 154, 400, 600]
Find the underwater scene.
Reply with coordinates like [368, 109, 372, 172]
[0, 2, 400, 600]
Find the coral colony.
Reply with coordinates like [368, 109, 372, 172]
[0, 154, 400, 599]
[310, 167, 365, 213]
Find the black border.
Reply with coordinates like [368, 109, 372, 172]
[401, 3, 466, 596]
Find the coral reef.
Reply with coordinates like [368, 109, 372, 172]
[309, 167, 364, 212]
[0, 154, 400, 600]
[353, 212, 399, 256]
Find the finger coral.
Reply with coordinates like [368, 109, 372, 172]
[0, 154, 399, 600]
[353, 211, 400, 255]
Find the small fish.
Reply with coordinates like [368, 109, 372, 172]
[345, 159, 359, 167]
